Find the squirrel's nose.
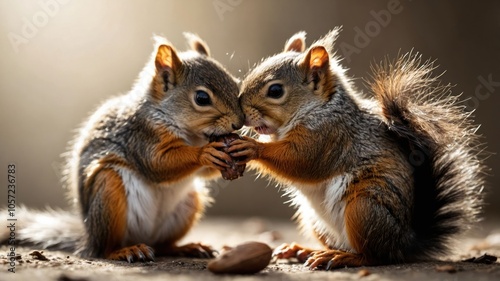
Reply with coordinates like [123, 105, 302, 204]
[232, 114, 245, 131]
[232, 123, 243, 131]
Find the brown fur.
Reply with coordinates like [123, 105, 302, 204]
[91, 169, 128, 258]
[232, 29, 485, 270]
[3, 34, 245, 263]
[70, 34, 244, 261]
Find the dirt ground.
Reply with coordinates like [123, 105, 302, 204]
[1, 217, 499, 281]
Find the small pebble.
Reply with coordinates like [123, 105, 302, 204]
[463, 253, 498, 264]
[29, 250, 49, 261]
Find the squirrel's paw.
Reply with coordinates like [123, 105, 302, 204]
[273, 242, 314, 263]
[106, 243, 155, 263]
[200, 142, 232, 170]
[304, 249, 365, 270]
[227, 137, 260, 163]
[160, 242, 216, 259]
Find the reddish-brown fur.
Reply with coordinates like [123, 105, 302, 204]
[1, 34, 244, 263]
[89, 168, 128, 259]
[235, 29, 484, 270]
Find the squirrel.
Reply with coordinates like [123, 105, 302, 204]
[229, 28, 485, 270]
[3, 33, 245, 262]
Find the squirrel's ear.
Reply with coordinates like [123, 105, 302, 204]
[301, 46, 333, 95]
[184, 32, 210, 56]
[155, 44, 182, 71]
[155, 44, 183, 87]
[308, 46, 329, 70]
[284, 31, 306, 52]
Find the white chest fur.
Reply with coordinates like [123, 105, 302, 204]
[117, 167, 208, 246]
[290, 174, 354, 251]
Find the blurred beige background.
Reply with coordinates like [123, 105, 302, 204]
[0, 0, 498, 220]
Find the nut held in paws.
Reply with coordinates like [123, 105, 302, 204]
[210, 133, 246, 180]
[207, 241, 272, 274]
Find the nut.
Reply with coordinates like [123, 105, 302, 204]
[210, 133, 246, 180]
[207, 241, 272, 274]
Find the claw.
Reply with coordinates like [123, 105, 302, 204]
[296, 249, 311, 263]
[304, 257, 313, 267]
[308, 257, 325, 270]
[302, 250, 366, 270]
[202, 250, 212, 258]
[107, 244, 155, 263]
[195, 246, 209, 258]
[137, 251, 145, 262]
[326, 259, 334, 270]
[201, 245, 216, 258]
[145, 248, 156, 262]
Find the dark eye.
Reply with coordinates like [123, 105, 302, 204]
[267, 84, 284, 99]
[195, 90, 211, 106]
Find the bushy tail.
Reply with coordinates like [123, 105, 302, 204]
[369, 53, 485, 260]
[1, 205, 83, 252]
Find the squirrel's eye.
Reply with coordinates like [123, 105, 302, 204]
[267, 84, 284, 99]
[195, 90, 211, 106]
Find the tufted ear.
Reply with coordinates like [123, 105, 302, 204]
[155, 44, 183, 90]
[184, 32, 211, 56]
[300, 45, 333, 97]
[313, 28, 340, 54]
[284, 31, 306, 53]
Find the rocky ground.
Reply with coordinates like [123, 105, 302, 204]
[1, 217, 499, 281]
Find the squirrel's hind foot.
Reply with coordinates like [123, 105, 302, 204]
[304, 249, 367, 270]
[106, 243, 155, 263]
[273, 242, 315, 263]
[156, 242, 216, 258]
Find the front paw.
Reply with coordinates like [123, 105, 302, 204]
[199, 142, 232, 171]
[227, 136, 261, 163]
[208, 134, 247, 180]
